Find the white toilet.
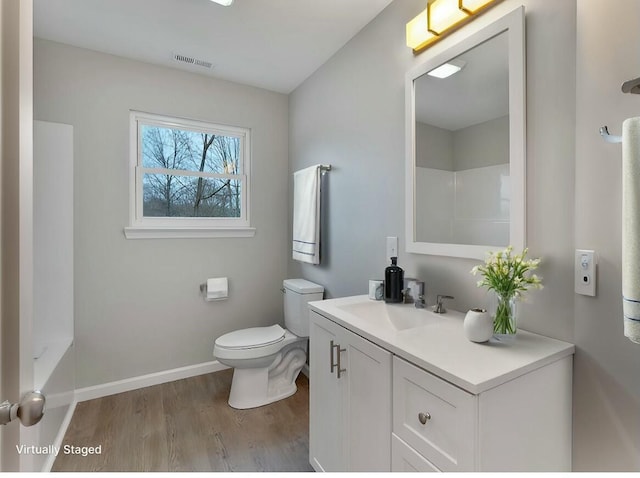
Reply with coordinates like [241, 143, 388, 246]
[213, 278, 324, 409]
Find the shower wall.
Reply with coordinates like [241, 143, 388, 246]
[416, 164, 510, 246]
[33, 120, 75, 471]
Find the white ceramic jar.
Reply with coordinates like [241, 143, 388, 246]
[463, 308, 493, 343]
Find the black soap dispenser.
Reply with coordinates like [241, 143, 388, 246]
[384, 257, 404, 303]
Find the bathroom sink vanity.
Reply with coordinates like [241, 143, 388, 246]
[308, 295, 574, 472]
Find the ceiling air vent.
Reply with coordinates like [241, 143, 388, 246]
[173, 53, 213, 70]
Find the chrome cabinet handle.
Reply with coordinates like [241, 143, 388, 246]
[329, 340, 346, 378]
[330, 340, 337, 373]
[418, 412, 431, 425]
[336, 344, 346, 379]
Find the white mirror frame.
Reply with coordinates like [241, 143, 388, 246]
[405, 6, 525, 260]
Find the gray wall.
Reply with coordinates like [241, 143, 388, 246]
[289, 0, 638, 471]
[453, 115, 509, 170]
[34, 39, 290, 388]
[574, 0, 640, 470]
[289, 0, 575, 334]
[415, 122, 453, 170]
[416, 115, 509, 170]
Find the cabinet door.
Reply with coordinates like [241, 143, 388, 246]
[309, 312, 346, 472]
[343, 329, 392, 471]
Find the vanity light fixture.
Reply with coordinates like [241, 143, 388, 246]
[406, 10, 437, 50]
[459, 0, 497, 14]
[210, 0, 234, 6]
[427, 59, 466, 78]
[406, 0, 502, 54]
[428, 0, 468, 35]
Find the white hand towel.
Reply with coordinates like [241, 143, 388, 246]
[622, 117, 640, 344]
[292, 165, 321, 265]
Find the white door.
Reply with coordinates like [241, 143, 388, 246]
[0, 0, 37, 472]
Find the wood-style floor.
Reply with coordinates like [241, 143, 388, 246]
[52, 369, 313, 472]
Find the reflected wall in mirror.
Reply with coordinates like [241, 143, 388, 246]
[415, 32, 509, 246]
[405, 6, 525, 259]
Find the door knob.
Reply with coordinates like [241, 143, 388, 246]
[0, 390, 46, 426]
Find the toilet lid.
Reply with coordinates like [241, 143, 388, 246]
[215, 324, 286, 349]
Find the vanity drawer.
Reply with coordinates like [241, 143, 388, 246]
[391, 433, 440, 472]
[392, 357, 476, 471]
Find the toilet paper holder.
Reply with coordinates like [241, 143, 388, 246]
[199, 277, 229, 301]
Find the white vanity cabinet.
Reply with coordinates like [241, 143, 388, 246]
[392, 355, 572, 471]
[392, 356, 476, 471]
[309, 310, 392, 472]
[308, 296, 575, 473]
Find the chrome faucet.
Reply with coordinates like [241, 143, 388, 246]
[404, 280, 425, 306]
[434, 294, 454, 314]
[415, 294, 426, 309]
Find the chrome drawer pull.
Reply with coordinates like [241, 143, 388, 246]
[418, 412, 431, 425]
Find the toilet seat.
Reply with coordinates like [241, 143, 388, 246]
[216, 324, 285, 350]
[214, 324, 300, 362]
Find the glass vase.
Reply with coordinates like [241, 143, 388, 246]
[493, 293, 517, 339]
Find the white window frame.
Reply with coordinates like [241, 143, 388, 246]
[124, 111, 255, 239]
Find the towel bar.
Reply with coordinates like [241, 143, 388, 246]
[622, 77, 640, 94]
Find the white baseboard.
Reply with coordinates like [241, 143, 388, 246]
[75, 360, 229, 403]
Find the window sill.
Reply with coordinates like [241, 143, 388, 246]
[124, 226, 256, 239]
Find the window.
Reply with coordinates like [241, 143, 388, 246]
[125, 111, 254, 238]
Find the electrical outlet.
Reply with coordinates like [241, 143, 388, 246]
[575, 249, 596, 296]
[386, 236, 398, 258]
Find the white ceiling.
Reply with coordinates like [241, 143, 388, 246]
[33, 0, 393, 94]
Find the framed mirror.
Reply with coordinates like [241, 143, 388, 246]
[405, 6, 525, 260]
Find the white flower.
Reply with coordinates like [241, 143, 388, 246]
[469, 245, 543, 298]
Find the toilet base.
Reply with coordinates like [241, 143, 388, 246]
[227, 345, 307, 409]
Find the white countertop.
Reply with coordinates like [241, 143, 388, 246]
[309, 295, 575, 394]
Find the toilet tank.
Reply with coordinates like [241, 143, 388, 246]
[283, 279, 324, 337]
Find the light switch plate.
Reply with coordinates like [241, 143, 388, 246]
[386, 236, 398, 259]
[575, 249, 596, 296]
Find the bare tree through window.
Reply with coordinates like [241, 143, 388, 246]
[140, 124, 242, 218]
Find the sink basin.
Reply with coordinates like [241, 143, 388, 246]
[338, 300, 445, 331]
